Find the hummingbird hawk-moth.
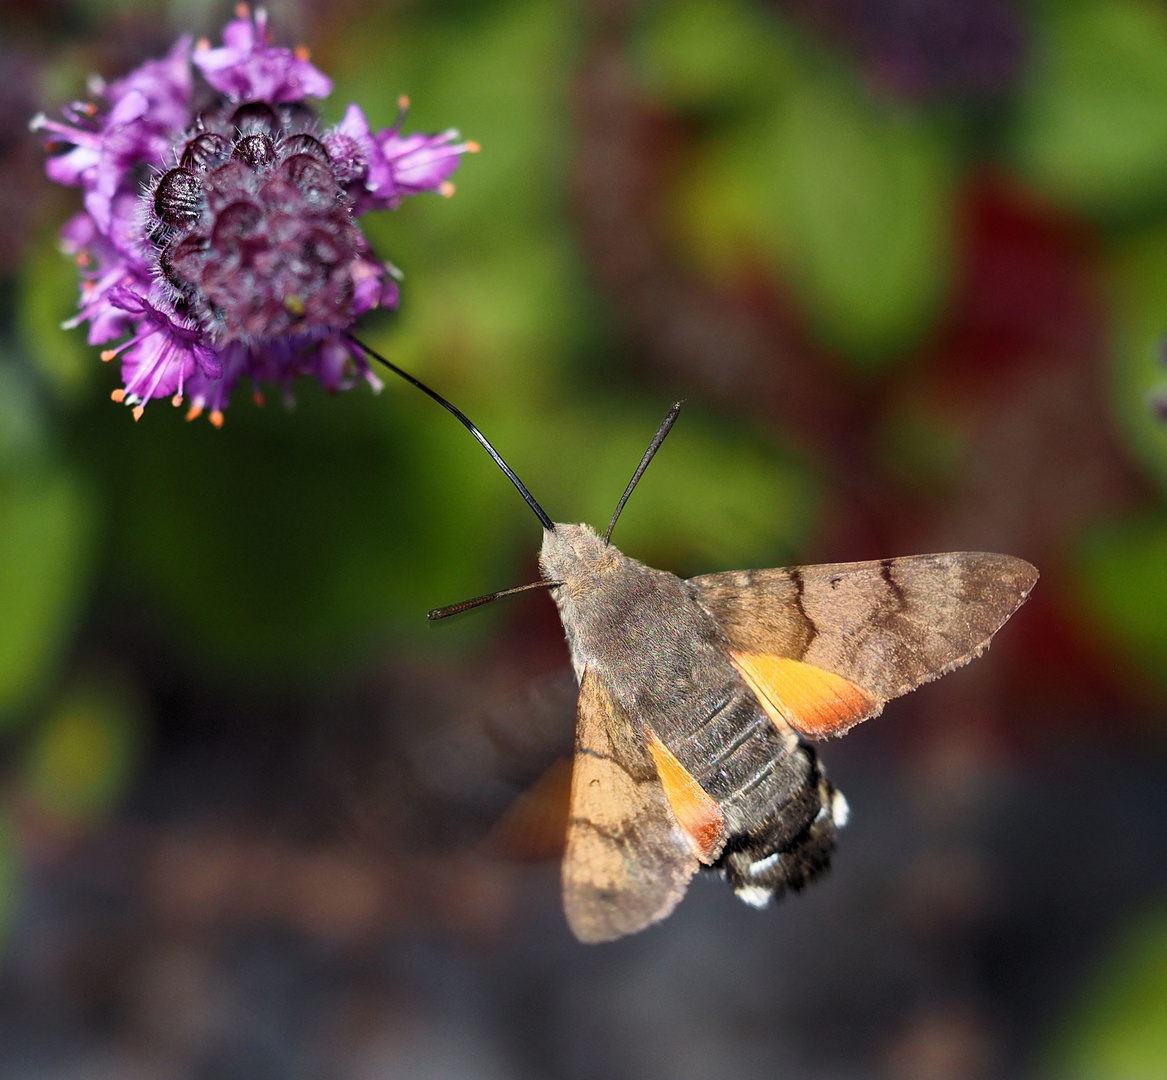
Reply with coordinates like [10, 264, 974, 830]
[355, 341, 1038, 943]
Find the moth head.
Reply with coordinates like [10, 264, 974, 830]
[539, 522, 613, 589]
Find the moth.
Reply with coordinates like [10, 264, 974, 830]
[355, 339, 1038, 943]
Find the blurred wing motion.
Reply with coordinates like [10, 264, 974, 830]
[563, 669, 700, 943]
[691, 553, 1038, 739]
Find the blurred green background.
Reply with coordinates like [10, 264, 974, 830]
[1, 1, 1166, 1077]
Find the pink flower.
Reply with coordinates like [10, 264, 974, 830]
[35, 6, 474, 423]
[193, 7, 331, 104]
[327, 102, 477, 213]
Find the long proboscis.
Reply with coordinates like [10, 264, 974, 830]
[349, 334, 554, 531]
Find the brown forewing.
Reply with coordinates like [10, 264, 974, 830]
[562, 668, 698, 943]
[690, 553, 1038, 716]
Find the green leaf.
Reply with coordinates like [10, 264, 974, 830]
[21, 678, 144, 822]
[106, 385, 533, 679]
[501, 400, 816, 575]
[632, 0, 792, 110]
[764, 83, 953, 366]
[0, 360, 50, 465]
[0, 465, 95, 722]
[18, 230, 95, 406]
[1075, 512, 1167, 691]
[329, 0, 588, 402]
[1012, 0, 1167, 218]
[1107, 224, 1167, 497]
[1048, 906, 1167, 1079]
[639, 0, 954, 367]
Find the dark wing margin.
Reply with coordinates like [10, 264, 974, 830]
[690, 553, 1037, 729]
[562, 668, 699, 943]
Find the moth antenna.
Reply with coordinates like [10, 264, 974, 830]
[348, 334, 555, 532]
[604, 401, 683, 544]
[428, 579, 561, 620]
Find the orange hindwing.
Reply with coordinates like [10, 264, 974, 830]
[644, 728, 725, 863]
[731, 651, 879, 739]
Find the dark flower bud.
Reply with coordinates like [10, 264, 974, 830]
[280, 154, 339, 207]
[204, 161, 255, 211]
[38, 7, 471, 420]
[154, 167, 204, 227]
[180, 132, 230, 172]
[212, 200, 264, 248]
[233, 133, 276, 171]
[278, 132, 330, 162]
[302, 225, 344, 268]
[277, 101, 317, 134]
[230, 101, 280, 136]
[257, 177, 303, 213]
[160, 233, 210, 293]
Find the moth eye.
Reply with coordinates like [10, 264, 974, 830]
[233, 133, 276, 171]
[154, 167, 203, 227]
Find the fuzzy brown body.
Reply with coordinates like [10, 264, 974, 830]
[539, 522, 1037, 943]
[540, 524, 835, 916]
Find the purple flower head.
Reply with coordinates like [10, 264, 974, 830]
[35, 4, 476, 424]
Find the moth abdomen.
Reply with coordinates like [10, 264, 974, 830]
[716, 750, 846, 908]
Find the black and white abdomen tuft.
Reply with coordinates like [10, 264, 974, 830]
[716, 747, 849, 909]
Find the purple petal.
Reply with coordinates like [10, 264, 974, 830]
[325, 104, 375, 187]
[184, 342, 253, 417]
[45, 145, 100, 187]
[119, 326, 199, 402]
[40, 11, 470, 422]
[194, 10, 331, 103]
[193, 343, 223, 380]
[105, 35, 193, 131]
[378, 129, 465, 194]
[107, 285, 150, 314]
[313, 336, 354, 392]
[351, 255, 400, 316]
[59, 211, 97, 250]
[105, 88, 150, 128]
